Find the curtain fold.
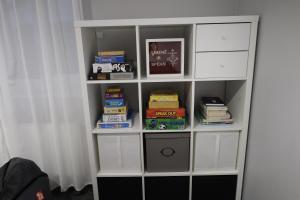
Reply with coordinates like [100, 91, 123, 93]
[0, 0, 91, 191]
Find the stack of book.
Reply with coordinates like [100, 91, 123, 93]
[89, 50, 134, 80]
[197, 97, 233, 125]
[145, 91, 185, 130]
[96, 87, 132, 128]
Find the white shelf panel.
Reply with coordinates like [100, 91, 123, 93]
[192, 170, 238, 176]
[194, 77, 247, 81]
[144, 171, 190, 177]
[141, 75, 193, 83]
[97, 171, 143, 177]
[143, 124, 191, 133]
[86, 79, 138, 84]
[193, 121, 243, 132]
[92, 114, 141, 134]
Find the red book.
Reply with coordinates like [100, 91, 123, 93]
[146, 108, 185, 118]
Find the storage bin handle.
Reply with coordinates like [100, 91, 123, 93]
[160, 147, 175, 157]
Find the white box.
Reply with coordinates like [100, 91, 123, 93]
[194, 131, 239, 171]
[195, 51, 248, 79]
[97, 134, 141, 173]
[196, 23, 251, 52]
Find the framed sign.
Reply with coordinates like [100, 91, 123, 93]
[146, 38, 184, 78]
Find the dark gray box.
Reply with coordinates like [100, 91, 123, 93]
[144, 133, 190, 172]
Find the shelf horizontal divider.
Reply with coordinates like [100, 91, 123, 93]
[86, 79, 139, 84]
[192, 170, 238, 176]
[97, 171, 143, 177]
[193, 121, 243, 132]
[144, 171, 191, 177]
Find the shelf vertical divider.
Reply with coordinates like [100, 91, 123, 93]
[75, 27, 99, 200]
[136, 24, 146, 200]
[189, 23, 197, 200]
[136, 25, 142, 80]
[235, 21, 259, 200]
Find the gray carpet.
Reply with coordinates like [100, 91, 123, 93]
[52, 185, 93, 200]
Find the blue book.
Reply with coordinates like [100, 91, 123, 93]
[97, 119, 132, 128]
[104, 98, 125, 107]
[95, 55, 125, 63]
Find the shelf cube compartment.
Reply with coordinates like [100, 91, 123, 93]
[194, 80, 246, 129]
[193, 131, 239, 172]
[141, 81, 192, 130]
[98, 177, 143, 200]
[192, 175, 237, 200]
[138, 25, 194, 79]
[78, 26, 138, 80]
[145, 176, 190, 200]
[97, 134, 141, 173]
[87, 83, 140, 130]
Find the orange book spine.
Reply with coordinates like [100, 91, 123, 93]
[146, 108, 185, 118]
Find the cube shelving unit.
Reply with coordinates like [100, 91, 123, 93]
[75, 16, 259, 200]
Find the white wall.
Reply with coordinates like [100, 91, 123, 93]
[83, 0, 239, 19]
[238, 0, 300, 200]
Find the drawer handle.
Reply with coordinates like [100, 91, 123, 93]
[160, 147, 175, 157]
[220, 64, 225, 68]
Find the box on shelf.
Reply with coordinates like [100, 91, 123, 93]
[97, 118, 132, 128]
[149, 91, 179, 102]
[146, 108, 185, 119]
[145, 118, 185, 130]
[97, 134, 141, 172]
[148, 101, 179, 109]
[144, 133, 190, 172]
[145, 90, 186, 130]
[110, 72, 134, 80]
[88, 50, 135, 80]
[97, 50, 125, 56]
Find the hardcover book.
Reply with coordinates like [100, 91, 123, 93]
[97, 50, 125, 56]
[104, 98, 125, 107]
[95, 55, 125, 63]
[110, 72, 134, 80]
[148, 101, 179, 109]
[145, 118, 185, 130]
[92, 63, 133, 74]
[146, 108, 185, 118]
[103, 105, 127, 114]
[149, 91, 179, 102]
[97, 118, 132, 128]
[201, 97, 225, 106]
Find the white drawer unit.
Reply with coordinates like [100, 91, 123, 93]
[196, 23, 251, 52]
[194, 132, 239, 171]
[195, 51, 248, 79]
[97, 134, 141, 173]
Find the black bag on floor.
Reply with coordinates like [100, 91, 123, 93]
[0, 157, 53, 200]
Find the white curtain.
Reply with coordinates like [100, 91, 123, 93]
[0, 0, 91, 191]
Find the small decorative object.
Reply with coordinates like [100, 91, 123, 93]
[146, 38, 184, 78]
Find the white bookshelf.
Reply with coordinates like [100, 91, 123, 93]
[75, 16, 259, 200]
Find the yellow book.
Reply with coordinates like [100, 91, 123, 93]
[97, 51, 125, 56]
[149, 91, 179, 102]
[106, 86, 122, 93]
[104, 106, 127, 114]
[148, 101, 179, 109]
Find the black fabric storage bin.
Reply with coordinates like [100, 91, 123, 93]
[144, 132, 190, 172]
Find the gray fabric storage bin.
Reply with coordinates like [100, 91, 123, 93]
[144, 133, 190, 172]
